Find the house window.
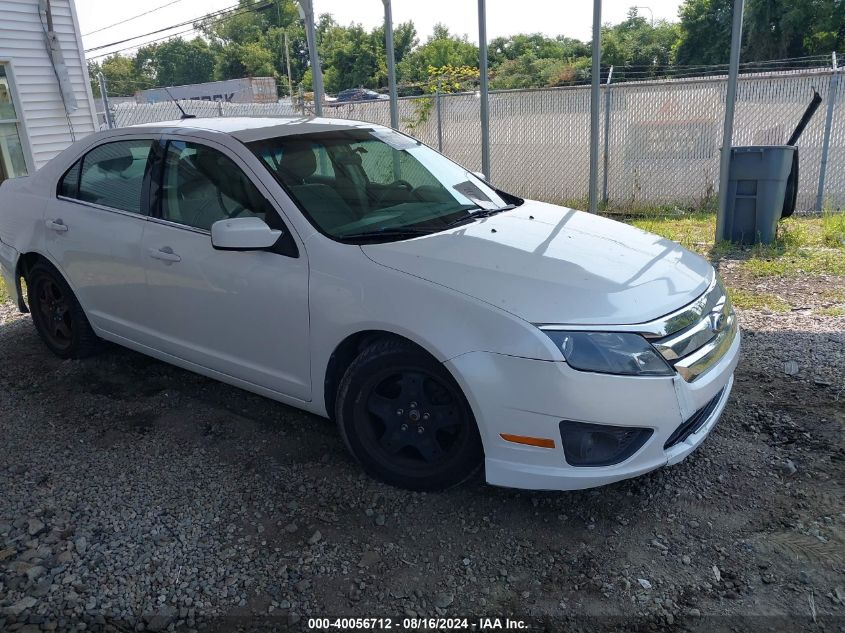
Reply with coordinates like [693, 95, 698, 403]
[0, 64, 29, 184]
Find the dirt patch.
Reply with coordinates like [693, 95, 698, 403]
[0, 289, 843, 631]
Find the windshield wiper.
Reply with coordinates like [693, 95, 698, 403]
[339, 227, 435, 241]
[443, 204, 517, 228]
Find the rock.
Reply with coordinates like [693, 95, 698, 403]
[5, 596, 37, 616]
[686, 608, 701, 617]
[779, 460, 797, 475]
[74, 537, 88, 555]
[375, 514, 386, 526]
[682, 555, 691, 565]
[799, 571, 811, 585]
[295, 579, 311, 593]
[29, 579, 52, 598]
[27, 519, 46, 537]
[358, 551, 381, 568]
[307, 530, 322, 545]
[637, 578, 652, 590]
[284, 523, 298, 534]
[435, 592, 454, 608]
[56, 550, 73, 564]
[784, 361, 799, 375]
[25, 565, 46, 581]
[146, 606, 177, 632]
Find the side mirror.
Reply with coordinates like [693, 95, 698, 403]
[211, 217, 281, 251]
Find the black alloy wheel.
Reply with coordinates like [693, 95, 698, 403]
[336, 339, 483, 490]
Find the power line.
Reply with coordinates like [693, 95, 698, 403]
[84, 2, 269, 54]
[82, 0, 188, 37]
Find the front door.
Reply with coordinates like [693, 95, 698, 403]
[140, 137, 311, 401]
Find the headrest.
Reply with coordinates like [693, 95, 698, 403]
[278, 141, 317, 181]
[98, 154, 133, 173]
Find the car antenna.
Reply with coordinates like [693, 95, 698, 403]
[164, 88, 196, 119]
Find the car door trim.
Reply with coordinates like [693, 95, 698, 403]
[56, 196, 151, 221]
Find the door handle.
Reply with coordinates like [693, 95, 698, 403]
[46, 219, 69, 233]
[148, 247, 181, 263]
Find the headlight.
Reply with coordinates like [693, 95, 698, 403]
[542, 330, 674, 376]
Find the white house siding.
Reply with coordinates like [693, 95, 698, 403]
[0, 0, 98, 170]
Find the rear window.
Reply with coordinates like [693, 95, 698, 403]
[59, 140, 154, 215]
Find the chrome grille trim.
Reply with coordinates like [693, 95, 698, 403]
[672, 314, 737, 381]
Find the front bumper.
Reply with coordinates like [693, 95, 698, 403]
[445, 327, 740, 491]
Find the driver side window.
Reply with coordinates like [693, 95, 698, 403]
[162, 140, 274, 231]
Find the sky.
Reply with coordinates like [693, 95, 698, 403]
[79, 0, 684, 60]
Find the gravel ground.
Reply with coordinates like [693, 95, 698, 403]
[0, 272, 843, 633]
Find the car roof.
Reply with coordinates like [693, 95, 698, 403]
[127, 116, 384, 143]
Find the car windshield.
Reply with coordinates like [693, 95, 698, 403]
[248, 128, 518, 242]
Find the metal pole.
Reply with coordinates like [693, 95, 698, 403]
[436, 77, 443, 152]
[602, 65, 614, 206]
[97, 72, 113, 129]
[478, 0, 491, 179]
[284, 30, 294, 97]
[816, 51, 839, 212]
[298, 0, 323, 116]
[382, 0, 399, 130]
[588, 0, 602, 213]
[716, 0, 745, 242]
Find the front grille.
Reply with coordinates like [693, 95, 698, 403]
[663, 388, 724, 449]
[650, 277, 737, 382]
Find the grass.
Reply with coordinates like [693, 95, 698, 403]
[817, 305, 845, 317]
[727, 288, 791, 312]
[0, 275, 8, 304]
[619, 210, 845, 278]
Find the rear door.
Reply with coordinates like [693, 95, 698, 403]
[139, 136, 311, 400]
[45, 136, 157, 340]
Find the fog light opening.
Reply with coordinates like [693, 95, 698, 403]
[559, 421, 652, 467]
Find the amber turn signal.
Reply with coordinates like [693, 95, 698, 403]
[500, 433, 556, 449]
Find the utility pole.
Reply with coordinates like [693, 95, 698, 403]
[588, 0, 602, 213]
[297, 0, 323, 115]
[382, 0, 399, 130]
[478, 0, 491, 180]
[715, 0, 745, 242]
[97, 73, 114, 129]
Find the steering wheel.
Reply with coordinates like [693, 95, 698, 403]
[373, 180, 415, 206]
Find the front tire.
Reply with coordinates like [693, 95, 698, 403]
[336, 339, 483, 491]
[27, 262, 100, 359]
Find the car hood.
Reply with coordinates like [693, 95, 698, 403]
[361, 201, 714, 325]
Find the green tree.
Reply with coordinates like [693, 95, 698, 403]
[674, 0, 845, 65]
[135, 38, 215, 87]
[397, 24, 479, 84]
[601, 9, 680, 79]
[89, 55, 143, 97]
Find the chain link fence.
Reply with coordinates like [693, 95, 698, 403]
[111, 99, 299, 127]
[108, 68, 844, 212]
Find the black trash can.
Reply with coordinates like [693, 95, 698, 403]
[720, 145, 797, 245]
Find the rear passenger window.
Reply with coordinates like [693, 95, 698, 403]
[64, 140, 153, 214]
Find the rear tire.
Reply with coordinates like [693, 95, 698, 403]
[335, 338, 483, 491]
[27, 262, 100, 359]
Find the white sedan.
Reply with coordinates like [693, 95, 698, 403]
[0, 117, 740, 491]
